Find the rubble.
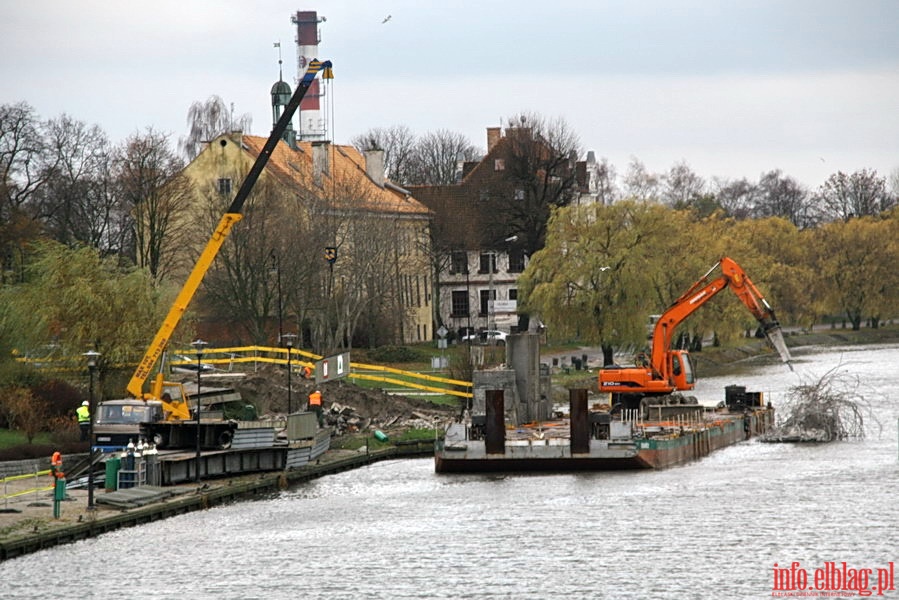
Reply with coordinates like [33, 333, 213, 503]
[199, 365, 456, 438]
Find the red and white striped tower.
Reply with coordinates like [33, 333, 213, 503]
[291, 10, 328, 140]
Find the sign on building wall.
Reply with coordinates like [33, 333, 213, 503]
[490, 300, 517, 313]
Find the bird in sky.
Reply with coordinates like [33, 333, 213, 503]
[382, 15, 392, 24]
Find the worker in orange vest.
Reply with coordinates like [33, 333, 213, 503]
[308, 389, 323, 427]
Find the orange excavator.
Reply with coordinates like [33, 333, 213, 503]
[599, 257, 792, 406]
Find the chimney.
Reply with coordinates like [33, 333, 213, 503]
[486, 127, 501, 152]
[312, 141, 330, 186]
[364, 149, 385, 187]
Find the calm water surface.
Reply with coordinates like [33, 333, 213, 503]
[2, 343, 898, 600]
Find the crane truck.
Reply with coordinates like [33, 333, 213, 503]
[93, 59, 334, 452]
[598, 257, 792, 412]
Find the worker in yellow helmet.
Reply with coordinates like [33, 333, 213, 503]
[76, 400, 90, 441]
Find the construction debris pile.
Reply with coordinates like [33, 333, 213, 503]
[761, 368, 877, 443]
[324, 401, 449, 436]
[209, 366, 455, 438]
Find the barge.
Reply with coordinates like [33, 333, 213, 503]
[435, 387, 773, 473]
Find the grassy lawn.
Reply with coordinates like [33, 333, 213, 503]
[0, 429, 54, 450]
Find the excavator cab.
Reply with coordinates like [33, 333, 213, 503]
[669, 350, 696, 390]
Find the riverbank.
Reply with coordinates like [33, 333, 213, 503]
[691, 324, 899, 378]
[4, 325, 896, 561]
[0, 440, 433, 561]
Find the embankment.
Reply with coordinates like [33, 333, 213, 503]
[0, 440, 433, 561]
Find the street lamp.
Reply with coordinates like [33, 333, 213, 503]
[282, 333, 297, 414]
[270, 252, 283, 345]
[82, 350, 101, 510]
[488, 235, 518, 333]
[190, 339, 208, 482]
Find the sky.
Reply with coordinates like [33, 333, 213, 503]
[2, 0, 898, 190]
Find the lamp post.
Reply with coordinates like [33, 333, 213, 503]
[82, 350, 100, 510]
[191, 339, 208, 482]
[270, 252, 283, 345]
[282, 333, 297, 414]
[488, 235, 518, 333]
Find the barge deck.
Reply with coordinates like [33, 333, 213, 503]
[435, 389, 773, 473]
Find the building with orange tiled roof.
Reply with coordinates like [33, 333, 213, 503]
[179, 132, 434, 350]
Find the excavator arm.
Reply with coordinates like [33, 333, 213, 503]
[648, 257, 791, 378]
[126, 59, 334, 401]
[600, 256, 791, 397]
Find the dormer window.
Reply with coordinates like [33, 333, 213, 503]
[218, 178, 232, 195]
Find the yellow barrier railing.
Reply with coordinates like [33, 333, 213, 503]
[1, 470, 54, 508]
[173, 345, 472, 399]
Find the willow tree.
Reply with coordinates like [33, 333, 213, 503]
[518, 200, 678, 366]
[1, 240, 163, 382]
[728, 216, 815, 330]
[812, 216, 898, 330]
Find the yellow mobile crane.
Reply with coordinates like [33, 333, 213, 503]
[93, 59, 333, 451]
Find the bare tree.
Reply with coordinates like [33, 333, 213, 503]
[712, 177, 758, 220]
[662, 161, 707, 209]
[32, 114, 116, 250]
[595, 157, 619, 205]
[0, 102, 53, 280]
[622, 158, 661, 201]
[115, 128, 192, 282]
[408, 129, 479, 185]
[201, 180, 287, 345]
[0, 102, 51, 216]
[484, 112, 582, 255]
[351, 125, 418, 184]
[754, 170, 813, 228]
[179, 95, 252, 161]
[814, 169, 895, 222]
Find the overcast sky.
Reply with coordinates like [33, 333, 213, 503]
[2, 0, 897, 189]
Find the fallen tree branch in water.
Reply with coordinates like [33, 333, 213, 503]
[761, 364, 881, 443]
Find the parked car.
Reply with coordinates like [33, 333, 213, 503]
[462, 330, 508, 346]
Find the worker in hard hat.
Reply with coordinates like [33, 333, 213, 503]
[307, 389, 323, 427]
[76, 400, 90, 441]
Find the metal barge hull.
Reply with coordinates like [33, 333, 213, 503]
[435, 391, 773, 474]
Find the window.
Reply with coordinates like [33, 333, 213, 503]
[494, 159, 505, 171]
[451, 290, 469, 318]
[514, 188, 525, 200]
[218, 178, 232, 195]
[479, 252, 497, 274]
[450, 251, 468, 274]
[509, 288, 518, 301]
[508, 248, 527, 273]
[479, 289, 496, 316]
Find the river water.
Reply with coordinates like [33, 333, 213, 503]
[2, 344, 898, 599]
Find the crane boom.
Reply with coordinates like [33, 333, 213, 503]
[127, 59, 334, 400]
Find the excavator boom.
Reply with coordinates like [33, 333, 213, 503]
[600, 256, 791, 397]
